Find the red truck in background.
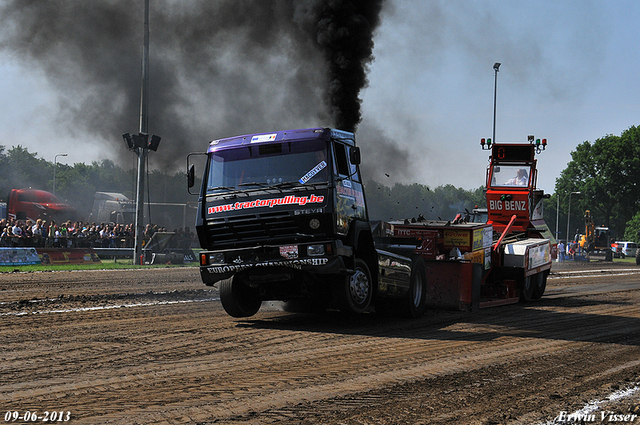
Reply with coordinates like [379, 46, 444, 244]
[5, 189, 77, 222]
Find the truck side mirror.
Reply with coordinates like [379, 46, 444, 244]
[186, 152, 207, 195]
[187, 165, 195, 189]
[350, 147, 361, 165]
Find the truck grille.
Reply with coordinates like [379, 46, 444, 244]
[205, 211, 299, 246]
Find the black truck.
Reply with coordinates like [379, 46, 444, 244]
[188, 127, 427, 317]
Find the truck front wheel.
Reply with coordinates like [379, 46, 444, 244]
[334, 258, 373, 314]
[219, 276, 262, 318]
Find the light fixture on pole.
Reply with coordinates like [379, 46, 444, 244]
[565, 191, 581, 244]
[492, 62, 501, 144]
[123, 0, 161, 265]
[556, 191, 560, 241]
[53, 153, 68, 196]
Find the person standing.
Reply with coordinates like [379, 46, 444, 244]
[557, 240, 565, 262]
[47, 221, 57, 247]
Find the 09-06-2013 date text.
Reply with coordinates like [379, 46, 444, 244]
[4, 411, 71, 422]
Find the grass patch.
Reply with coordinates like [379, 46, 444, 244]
[613, 256, 638, 264]
[0, 259, 198, 273]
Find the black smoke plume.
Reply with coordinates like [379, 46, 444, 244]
[0, 0, 385, 171]
[313, 0, 384, 132]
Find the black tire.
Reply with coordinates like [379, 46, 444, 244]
[605, 249, 613, 262]
[334, 258, 373, 314]
[531, 271, 547, 300]
[403, 257, 427, 318]
[219, 276, 262, 318]
[519, 274, 534, 302]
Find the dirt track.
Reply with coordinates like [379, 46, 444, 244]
[3, 261, 640, 424]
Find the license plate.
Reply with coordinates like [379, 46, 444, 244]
[279, 245, 298, 259]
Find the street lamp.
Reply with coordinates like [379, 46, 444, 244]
[53, 153, 68, 196]
[492, 62, 501, 144]
[565, 191, 581, 245]
[556, 190, 560, 241]
[125, 0, 161, 265]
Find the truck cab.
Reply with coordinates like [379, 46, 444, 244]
[6, 189, 77, 223]
[189, 128, 378, 316]
[484, 141, 549, 236]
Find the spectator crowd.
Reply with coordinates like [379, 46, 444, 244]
[0, 217, 196, 250]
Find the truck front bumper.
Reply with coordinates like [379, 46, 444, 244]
[198, 242, 349, 286]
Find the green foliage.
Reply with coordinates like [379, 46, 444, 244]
[624, 212, 640, 242]
[0, 145, 193, 225]
[542, 194, 560, 240]
[555, 125, 640, 240]
[0, 146, 52, 198]
[12, 133, 640, 242]
[0, 144, 492, 227]
[365, 179, 486, 221]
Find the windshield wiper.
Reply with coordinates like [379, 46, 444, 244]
[237, 182, 269, 187]
[208, 186, 235, 192]
[269, 181, 305, 189]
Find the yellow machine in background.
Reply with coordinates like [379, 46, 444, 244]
[579, 210, 612, 260]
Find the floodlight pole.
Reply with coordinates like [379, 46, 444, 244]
[492, 62, 501, 144]
[556, 190, 560, 240]
[133, 0, 150, 265]
[566, 191, 581, 246]
[53, 153, 67, 196]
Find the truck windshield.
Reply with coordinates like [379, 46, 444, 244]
[17, 191, 62, 203]
[490, 165, 532, 188]
[207, 140, 329, 192]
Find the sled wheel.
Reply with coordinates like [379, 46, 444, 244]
[531, 271, 547, 300]
[519, 274, 535, 302]
[403, 257, 427, 318]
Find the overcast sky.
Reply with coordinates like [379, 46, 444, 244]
[0, 0, 638, 194]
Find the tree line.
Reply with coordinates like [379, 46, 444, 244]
[553, 125, 640, 243]
[3, 123, 640, 244]
[366, 124, 640, 243]
[364, 180, 486, 223]
[0, 145, 194, 227]
[0, 144, 488, 228]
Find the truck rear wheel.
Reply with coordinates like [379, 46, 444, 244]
[519, 274, 535, 302]
[403, 257, 427, 318]
[334, 258, 372, 314]
[531, 271, 547, 300]
[219, 276, 262, 318]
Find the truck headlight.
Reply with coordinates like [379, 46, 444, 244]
[208, 253, 225, 264]
[307, 244, 325, 256]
